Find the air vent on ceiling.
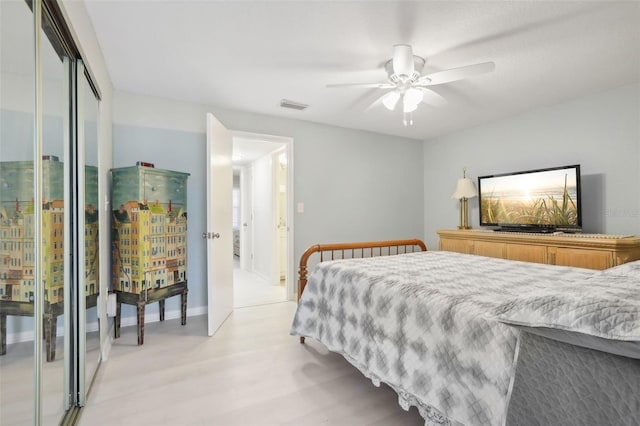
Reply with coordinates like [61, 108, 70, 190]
[280, 99, 308, 111]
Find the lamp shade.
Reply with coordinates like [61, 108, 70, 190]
[404, 87, 424, 105]
[403, 98, 418, 113]
[451, 177, 478, 199]
[382, 91, 400, 110]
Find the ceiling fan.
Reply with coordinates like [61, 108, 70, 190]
[327, 44, 495, 126]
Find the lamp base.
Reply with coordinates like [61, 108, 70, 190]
[457, 198, 473, 230]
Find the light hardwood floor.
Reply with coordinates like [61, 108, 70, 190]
[233, 261, 286, 308]
[79, 302, 424, 426]
[0, 329, 100, 425]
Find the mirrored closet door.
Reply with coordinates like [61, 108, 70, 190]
[0, 1, 37, 423]
[40, 9, 71, 423]
[0, 0, 103, 423]
[79, 63, 101, 403]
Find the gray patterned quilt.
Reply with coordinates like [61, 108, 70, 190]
[290, 251, 639, 426]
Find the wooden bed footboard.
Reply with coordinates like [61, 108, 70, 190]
[297, 239, 427, 344]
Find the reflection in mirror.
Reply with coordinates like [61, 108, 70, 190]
[83, 72, 100, 396]
[1, 1, 102, 420]
[40, 14, 69, 423]
[0, 1, 36, 424]
[1, 1, 74, 423]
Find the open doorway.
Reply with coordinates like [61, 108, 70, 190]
[231, 132, 293, 308]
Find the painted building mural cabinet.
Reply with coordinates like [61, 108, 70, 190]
[111, 165, 189, 345]
[0, 158, 99, 361]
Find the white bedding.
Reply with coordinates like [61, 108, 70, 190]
[290, 251, 639, 425]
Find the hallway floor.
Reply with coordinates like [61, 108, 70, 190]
[233, 257, 286, 308]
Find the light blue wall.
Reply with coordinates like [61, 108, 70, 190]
[210, 109, 426, 248]
[112, 125, 207, 317]
[113, 114, 425, 315]
[424, 83, 640, 251]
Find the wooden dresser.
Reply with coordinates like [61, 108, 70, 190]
[437, 229, 640, 270]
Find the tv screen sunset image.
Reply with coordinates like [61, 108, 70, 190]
[479, 168, 579, 226]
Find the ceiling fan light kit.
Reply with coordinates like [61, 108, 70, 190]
[382, 91, 400, 110]
[403, 98, 418, 113]
[327, 44, 495, 126]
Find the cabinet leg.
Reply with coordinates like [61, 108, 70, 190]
[181, 288, 188, 326]
[137, 302, 145, 345]
[159, 299, 165, 322]
[114, 301, 121, 339]
[45, 314, 56, 362]
[0, 314, 6, 355]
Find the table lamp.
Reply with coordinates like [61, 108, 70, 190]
[451, 168, 477, 229]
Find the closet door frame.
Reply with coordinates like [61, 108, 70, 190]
[30, 0, 103, 422]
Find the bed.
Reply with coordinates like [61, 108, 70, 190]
[290, 240, 640, 426]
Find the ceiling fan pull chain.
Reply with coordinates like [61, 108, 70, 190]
[403, 111, 414, 127]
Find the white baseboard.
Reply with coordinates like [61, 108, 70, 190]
[116, 305, 207, 328]
[5, 306, 207, 345]
[6, 330, 42, 345]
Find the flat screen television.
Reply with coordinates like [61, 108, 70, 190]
[478, 164, 582, 232]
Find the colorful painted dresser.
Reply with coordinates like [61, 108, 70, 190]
[110, 165, 189, 344]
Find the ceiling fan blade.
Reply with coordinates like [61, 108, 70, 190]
[416, 87, 447, 107]
[392, 44, 414, 77]
[326, 82, 394, 89]
[417, 61, 495, 86]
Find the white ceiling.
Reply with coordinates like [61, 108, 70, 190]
[84, 1, 640, 141]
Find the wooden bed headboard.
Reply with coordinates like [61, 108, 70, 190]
[298, 239, 427, 301]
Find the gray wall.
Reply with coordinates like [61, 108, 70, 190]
[113, 100, 425, 316]
[423, 83, 640, 251]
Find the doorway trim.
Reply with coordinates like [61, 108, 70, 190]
[231, 130, 295, 301]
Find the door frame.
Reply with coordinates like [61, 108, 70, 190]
[231, 131, 295, 301]
[239, 165, 253, 271]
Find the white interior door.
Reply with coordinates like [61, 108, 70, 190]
[239, 166, 253, 270]
[206, 113, 234, 336]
